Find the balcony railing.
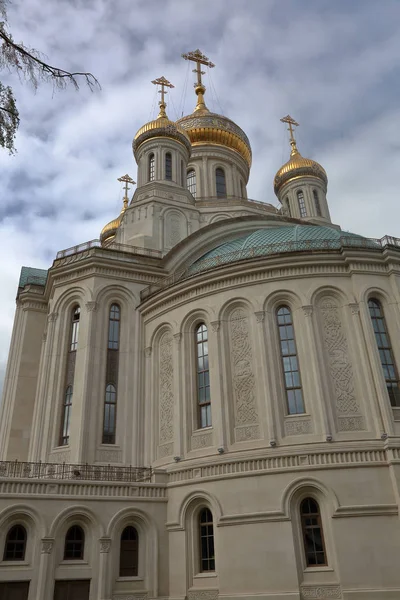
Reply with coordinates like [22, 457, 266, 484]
[0, 460, 152, 483]
[56, 239, 164, 260]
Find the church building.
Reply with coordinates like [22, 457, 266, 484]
[1, 49, 400, 600]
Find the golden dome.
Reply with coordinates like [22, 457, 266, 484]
[100, 199, 128, 246]
[133, 114, 191, 158]
[274, 146, 327, 195]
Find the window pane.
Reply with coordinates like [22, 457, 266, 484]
[216, 168, 226, 198]
[297, 190, 307, 217]
[3, 526, 27, 561]
[313, 190, 322, 216]
[149, 154, 155, 181]
[199, 509, 215, 572]
[187, 169, 197, 198]
[276, 306, 305, 415]
[64, 526, 84, 560]
[196, 324, 211, 428]
[300, 498, 327, 567]
[165, 153, 172, 181]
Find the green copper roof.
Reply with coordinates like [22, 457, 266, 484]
[19, 266, 48, 288]
[190, 225, 377, 275]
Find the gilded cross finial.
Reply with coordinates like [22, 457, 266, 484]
[280, 115, 299, 156]
[151, 76, 174, 118]
[117, 174, 135, 209]
[182, 49, 215, 112]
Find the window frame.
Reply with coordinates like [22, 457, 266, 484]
[276, 305, 305, 415]
[63, 525, 85, 561]
[60, 385, 73, 446]
[215, 167, 227, 198]
[102, 383, 117, 444]
[165, 152, 172, 181]
[70, 305, 80, 351]
[297, 190, 307, 218]
[300, 497, 328, 567]
[119, 525, 139, 577]
[198, 507, 215, 573]
[148, 153, 155, 182]
[187, 168, 197, 198]
[108, 303, 120, 350]
[195, 323, 211, 429]
[3, 525, 27, 562]
[313, 189, 322, 216]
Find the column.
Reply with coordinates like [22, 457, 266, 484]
[98, 538, 112, 600]
[36, 538, 55, 600]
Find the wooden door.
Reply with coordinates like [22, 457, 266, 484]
[0, 582, 30, 600]
[53, 580, 90, 600]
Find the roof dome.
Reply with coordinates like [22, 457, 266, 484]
[177, 86, 252, 168]
[133, 114, 191, 158]
[189, 225, 376, 275]
[100, 200, 128, 246]
[274, 146, 327, 195]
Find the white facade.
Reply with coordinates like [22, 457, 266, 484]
[1, 77, 400, 600]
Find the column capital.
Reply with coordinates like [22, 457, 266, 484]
[254, 311, 265, 323]
[210, 320, 220, 333]
[41, 538, 54, 554]
[145, 346, 152, 358]
[85, 301, 98, 313]
[99, 537, 112, 553]
[47, 312, 58, 323]
[349, 302, 360, 315]
[302, 305, 313, 317]
[173, 333, 182, 345]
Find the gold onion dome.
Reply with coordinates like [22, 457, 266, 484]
[100, 174, 135, 246]
[177, 84, 252, 168]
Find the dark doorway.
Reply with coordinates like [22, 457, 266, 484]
[53, 580, 90, 600]
[0, 582, 30, 600]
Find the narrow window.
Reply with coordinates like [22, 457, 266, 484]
[64, 525, 84, 560]
[70, 306, 80, 351]
[148, 153, 155, 182]
[297, 190, 307, 217]
[196, 324, 211, 428]
[108, 303, 120, 350]
[119, 526, 139, 577]
[368, 299, 400, 407]
[285, 197, 291, 217]
[199, 508, 215, 572]
[276, 306, 304, 415]
[300, 498, 327, 566]
[187, 169, 197, 198]
[215, 168, 226, 198]
[3, 525, 27, 561]
[165, 152, 172, 181]
[60, 385, 73, 446]
[240, 179, 245, 198]
[103, 384, 117, 444]
[181, 160, 184, 187]
[313, 189, 322, 216]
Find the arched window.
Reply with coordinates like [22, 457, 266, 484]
[60, 385, 73, 446]
[70, 306, 80, 351]
[108, 303, 120, 350]
[148, 153, 155, 182]
[64, 525, 84, 560]
[3, 525, 27, 561]
[215, 168, 226, 198]
[300, 498, 327, 566]
[276, 306, 304, 414]
[368, 298, 400, 406]
[240, 179, 245, 198]
[119, 526, 139, 577]
[103, 384, 117, 444]
[187, 169, 197, 198]
[313, 189, 322, 216]
[297, 190, 307, 217]
[196, 324, 211, 428]
[199, 508, 215, 572]
[165, 152, 172, 181]
[285, 197, 291, 217]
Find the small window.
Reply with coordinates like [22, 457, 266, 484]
[60, 385, 73, 446]
[297, 190, 307, 218]
[181, 160, 184, 187]
[3, 525, 27, 561]
[120, 526, 138, 577]
[285, 197, 291, 217]
[300, 498, 327, 566]
[313, 190, 322, 216]
[196, 324, 211, 428]
[64, 525, 85, 560]
[215, 168, 226, 198]
[165, 152, 172, 181]
[70, 306, 80, 351]
[276, 306, 304, 415]
[148, 153, 155, 182]
[187, 169, 197, 198]
[368, 298, 400, 406]
[108, 304, 120, 350]
[240, 179, 245, 198]
[103, 383, 117, 444]
[199, 508, 215, 572]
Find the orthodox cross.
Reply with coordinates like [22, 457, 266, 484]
[182, 49, 215, 88]
[117, 174, 135, 209]
[280, 115, 299, 154]
[151, 76, 174, 117]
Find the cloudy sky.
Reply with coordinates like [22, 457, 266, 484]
[1, 0, 400, 391]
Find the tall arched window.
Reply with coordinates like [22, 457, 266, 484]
[60, 386, 73, 446]
[196, 324, 211, 428]
[70, 306, 80, 351]
[215, 168, 226, 198]
[199, 508, 215, 572]
[300, 498, 327, 566]
[108, 303, 120, 350]
[368, 298, 400, 406]
[313, 189, 322, 216]
[187, 169, 197, 198]
[148, 153, 155, 182]
[119, 526, 139, 577]
[297, 190, 307, 217]
[103, 384, 117, 444]
[276, 306, 304, 414]
[3, 525, 27, 561]
[64, 525, 84, 560]
[165, 152, 172, 181]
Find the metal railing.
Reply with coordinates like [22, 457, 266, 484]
[195, 195, 277, 212]
[0, 460, 152, 482]
[141, 234, 400, 300]
[56, 239, 164, 260]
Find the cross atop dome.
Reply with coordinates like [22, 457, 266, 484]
[182, 49, 215, 113]
[151, 76, 174, 119]
[280, 114, 300, 156]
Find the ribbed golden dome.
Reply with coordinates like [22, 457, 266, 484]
[274, 147, 327, 195]
[100, 200, 127, 246]
[133, 114, 191, 158]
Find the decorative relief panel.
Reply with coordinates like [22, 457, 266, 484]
[191, 432, 213, 450]
[300, 585, 342, 599]
[113, 595, 148, 600]
[49, 450, 70, 464]
[319, 296, 365, 431]
[285, 418, 313, 436]
[187, 591, 219, 600]
[96, 449, 122, 463]
[228, 307, 260, 441]
[158, 331, 175, 450]
[166, 213, 184, 248]
[158, 442, 173, 459]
